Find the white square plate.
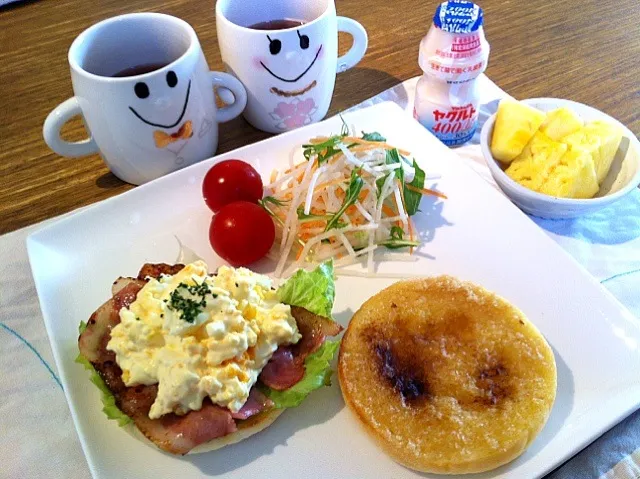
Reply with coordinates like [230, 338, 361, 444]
[28, 102, 640, 479]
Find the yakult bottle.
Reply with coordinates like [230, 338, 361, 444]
[413, 1, 490, 146]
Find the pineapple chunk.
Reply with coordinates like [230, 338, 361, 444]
[491, 99, 547, 163]
[539, 107, 584, 141]
[506, 132, 567, 190]
[562, 121, 622, 185]
[497, 101, 623, 199]
[537, 149, 599, 199]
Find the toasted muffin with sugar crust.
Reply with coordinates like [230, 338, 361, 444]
[338, 276, 557, 474]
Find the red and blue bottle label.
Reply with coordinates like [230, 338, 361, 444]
[414, 103, 478, 147]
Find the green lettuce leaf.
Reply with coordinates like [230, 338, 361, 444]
[76, 321, 131, 427]
[277, 260, 335, 319]
[405, 159, 426, 216]
[263, 339, 340, 408]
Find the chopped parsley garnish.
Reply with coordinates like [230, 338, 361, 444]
[167, 281, 217, 323]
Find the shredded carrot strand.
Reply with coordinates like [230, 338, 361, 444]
[343, 137, 411, 156]
[408, 217, 416, 252]
[381, 204, 396, 217]
[299, 220, 325, 231]
[347, 145, 412, 156]
[382, 203, 403, 227]
[310, 136, 409, 155]
[308, 177, 347, 193]
[308, 136, 330, 144]
[270, 169, 278, 183]
[282, 165, 299, 175]
[405, 183, 448, 199]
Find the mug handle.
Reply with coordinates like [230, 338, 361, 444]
[210, 71, 248, 123]
[336, 17, 368, 73]
[43, 97, 99, 157]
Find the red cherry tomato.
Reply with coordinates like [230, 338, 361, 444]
[202, 160, 263, 213]
[209, 201, 275, 266]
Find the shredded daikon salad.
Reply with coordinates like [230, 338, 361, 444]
[259, 123, 446, 278]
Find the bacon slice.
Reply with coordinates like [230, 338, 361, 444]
[79, 279, 145, 363]
[137, 263, 184, 281]
[78, 264, 238, 455]
[118, 383, 237, 454]
[259, 306, 343, 390]
[231, 388, 274, 420]
[258, 348, 304, 391]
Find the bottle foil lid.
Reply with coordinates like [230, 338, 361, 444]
[433, 1, 484, 34]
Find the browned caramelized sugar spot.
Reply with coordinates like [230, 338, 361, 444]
[374, 341, 429, 406]
[361, 307, 516, 410]
[436, 311, 474, 342]
[476, 362, 510, 406]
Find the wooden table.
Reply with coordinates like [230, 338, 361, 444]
[1, 0, 638, 234]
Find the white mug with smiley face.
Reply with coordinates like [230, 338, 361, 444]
[216, 0, 367, 133]
[43, 13, 247, 185]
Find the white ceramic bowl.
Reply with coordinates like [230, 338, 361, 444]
[480, 98, 640, 219]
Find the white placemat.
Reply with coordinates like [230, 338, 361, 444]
[2, 75, 639, 478]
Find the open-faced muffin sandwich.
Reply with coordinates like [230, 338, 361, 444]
[77, 260, 341, 455]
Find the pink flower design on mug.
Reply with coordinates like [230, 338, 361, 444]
[270, 98, 318, 130]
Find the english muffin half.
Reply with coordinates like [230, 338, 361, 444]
[338, 276, 557, 474]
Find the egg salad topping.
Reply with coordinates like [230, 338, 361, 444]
[106, 261, 300, 419]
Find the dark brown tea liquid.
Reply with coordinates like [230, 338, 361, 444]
[112, 63, 168, 77]
[248, 19, 305, 30]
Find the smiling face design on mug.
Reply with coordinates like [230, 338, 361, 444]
[254, 27, 325, 130]
[216, 0, 367, 134]
[124, 68, 196, 155]
[42, 12, 248, 185]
